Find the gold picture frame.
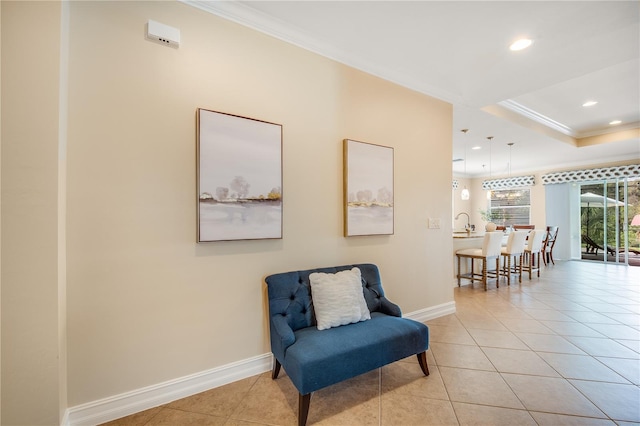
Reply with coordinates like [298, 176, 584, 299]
[197, 108, 283, 242]
[343, 139, 394, 237]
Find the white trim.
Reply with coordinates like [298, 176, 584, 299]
[180, 0, 462, 105]
[578, 121, 640, 138]
[63, 302, 453, 425]
[60, 410, 70, 426]
[404, 301, 456, 323]
[498, 100, 575, 137]
[58, 2, 71, 421]
[64, 354, 272, 426]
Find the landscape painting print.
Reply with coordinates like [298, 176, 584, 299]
[197, 109, 282, 242]
[344, 139, 394, 236]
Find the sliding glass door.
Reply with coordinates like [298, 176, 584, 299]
[580, 178, 640, 266]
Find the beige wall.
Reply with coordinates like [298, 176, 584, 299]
[452, 177, 472, 229]
[1, 1, 67, 424]
[56, 1, 453, 407]
[452, 176, 487, 231]
[1, 1, 3, 422]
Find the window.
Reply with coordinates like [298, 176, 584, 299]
[489, 188, 530, 226]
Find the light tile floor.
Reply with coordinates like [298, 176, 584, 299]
[103, 261, 639, 425]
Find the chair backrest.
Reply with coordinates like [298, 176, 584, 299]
[527, 229, 546, 252]
[505, 230, 529, 254]
[265, 263, 387, 332]
[582, 234, 603, 250]
[544, 226, 559, 251]
[483, 231, 504, 258]
[514, 224, 535, 230]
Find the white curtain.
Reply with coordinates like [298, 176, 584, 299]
[544, 183, 581, 261]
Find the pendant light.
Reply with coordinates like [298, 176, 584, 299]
[460, 129, 470, 200]
[507, 142, 521, 197]
[507, 142, 514, 177]
[486, 136, 493, 200]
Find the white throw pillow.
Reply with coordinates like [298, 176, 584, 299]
[309, 267, 371, 330]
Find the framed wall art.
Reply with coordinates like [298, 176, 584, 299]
[343, 139, 394, 237]
[197, 108, 283, 242]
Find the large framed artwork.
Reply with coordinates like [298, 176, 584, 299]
[343, 139, 394, 237]
[197, 108, 283, 242]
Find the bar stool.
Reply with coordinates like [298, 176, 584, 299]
[500, 231, 529, 285]
[543, 226, 559, 265]
[524, 229, 545, 279]
[456, 232, 504, 291]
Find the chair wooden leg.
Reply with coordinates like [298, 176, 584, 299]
[518, 254, 523, 283]
[507, 256, 512, 286]
[471, 258, 475, 281]
[299, 393, 312, 426]
[417, 351, 430, 376]
[482, 259, 487, 291]
[272, 358, 281, 380]
[531, 251, 537, 279]
[457, 255, 461, 286]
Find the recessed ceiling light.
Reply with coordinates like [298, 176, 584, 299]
[510, 38, 533, 51]
[471, 146, 481, 150]
[609, 120, 622, 125]
[582, 100, 598, 107]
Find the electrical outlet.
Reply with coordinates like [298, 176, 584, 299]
[428, 218, 441, 229]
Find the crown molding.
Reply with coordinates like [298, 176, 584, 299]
[577, 122, 640, 139]
[498, 100, 640, 140]
[180, 0, 462, 105]
[498, 100, 575, 137]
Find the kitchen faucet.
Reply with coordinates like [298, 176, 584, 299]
[455, 212, 471, 230]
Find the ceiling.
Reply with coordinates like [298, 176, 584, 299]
[188, 0, 640, 178]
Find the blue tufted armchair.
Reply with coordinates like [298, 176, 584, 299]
[265, 263, 429, 426]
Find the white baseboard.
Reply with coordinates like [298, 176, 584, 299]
[63, 302, 454, 426]
[404, 301, 456, 323]
[60, 409, 70, 426]
[64, 353, 272, 426]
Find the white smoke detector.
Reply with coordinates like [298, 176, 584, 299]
[146, 20, 180, 48]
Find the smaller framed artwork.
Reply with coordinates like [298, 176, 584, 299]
[197, 108, 283, 242]
[343, 139, 394, 237]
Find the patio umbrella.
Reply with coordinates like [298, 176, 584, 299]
[580, 192, 625, 208]
[580, 192, 625, 237]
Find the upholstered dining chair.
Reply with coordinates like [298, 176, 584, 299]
[524, 229, 546, 279]
[456, 232, 503, 291]
[543, 226, 559, 265]
[500, 230, 529, 285]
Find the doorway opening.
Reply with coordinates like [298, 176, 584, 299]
[580, 178, 640, 266]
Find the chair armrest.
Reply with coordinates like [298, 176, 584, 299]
[270, 314, 296, 360]
[377, 297, 402, 317]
